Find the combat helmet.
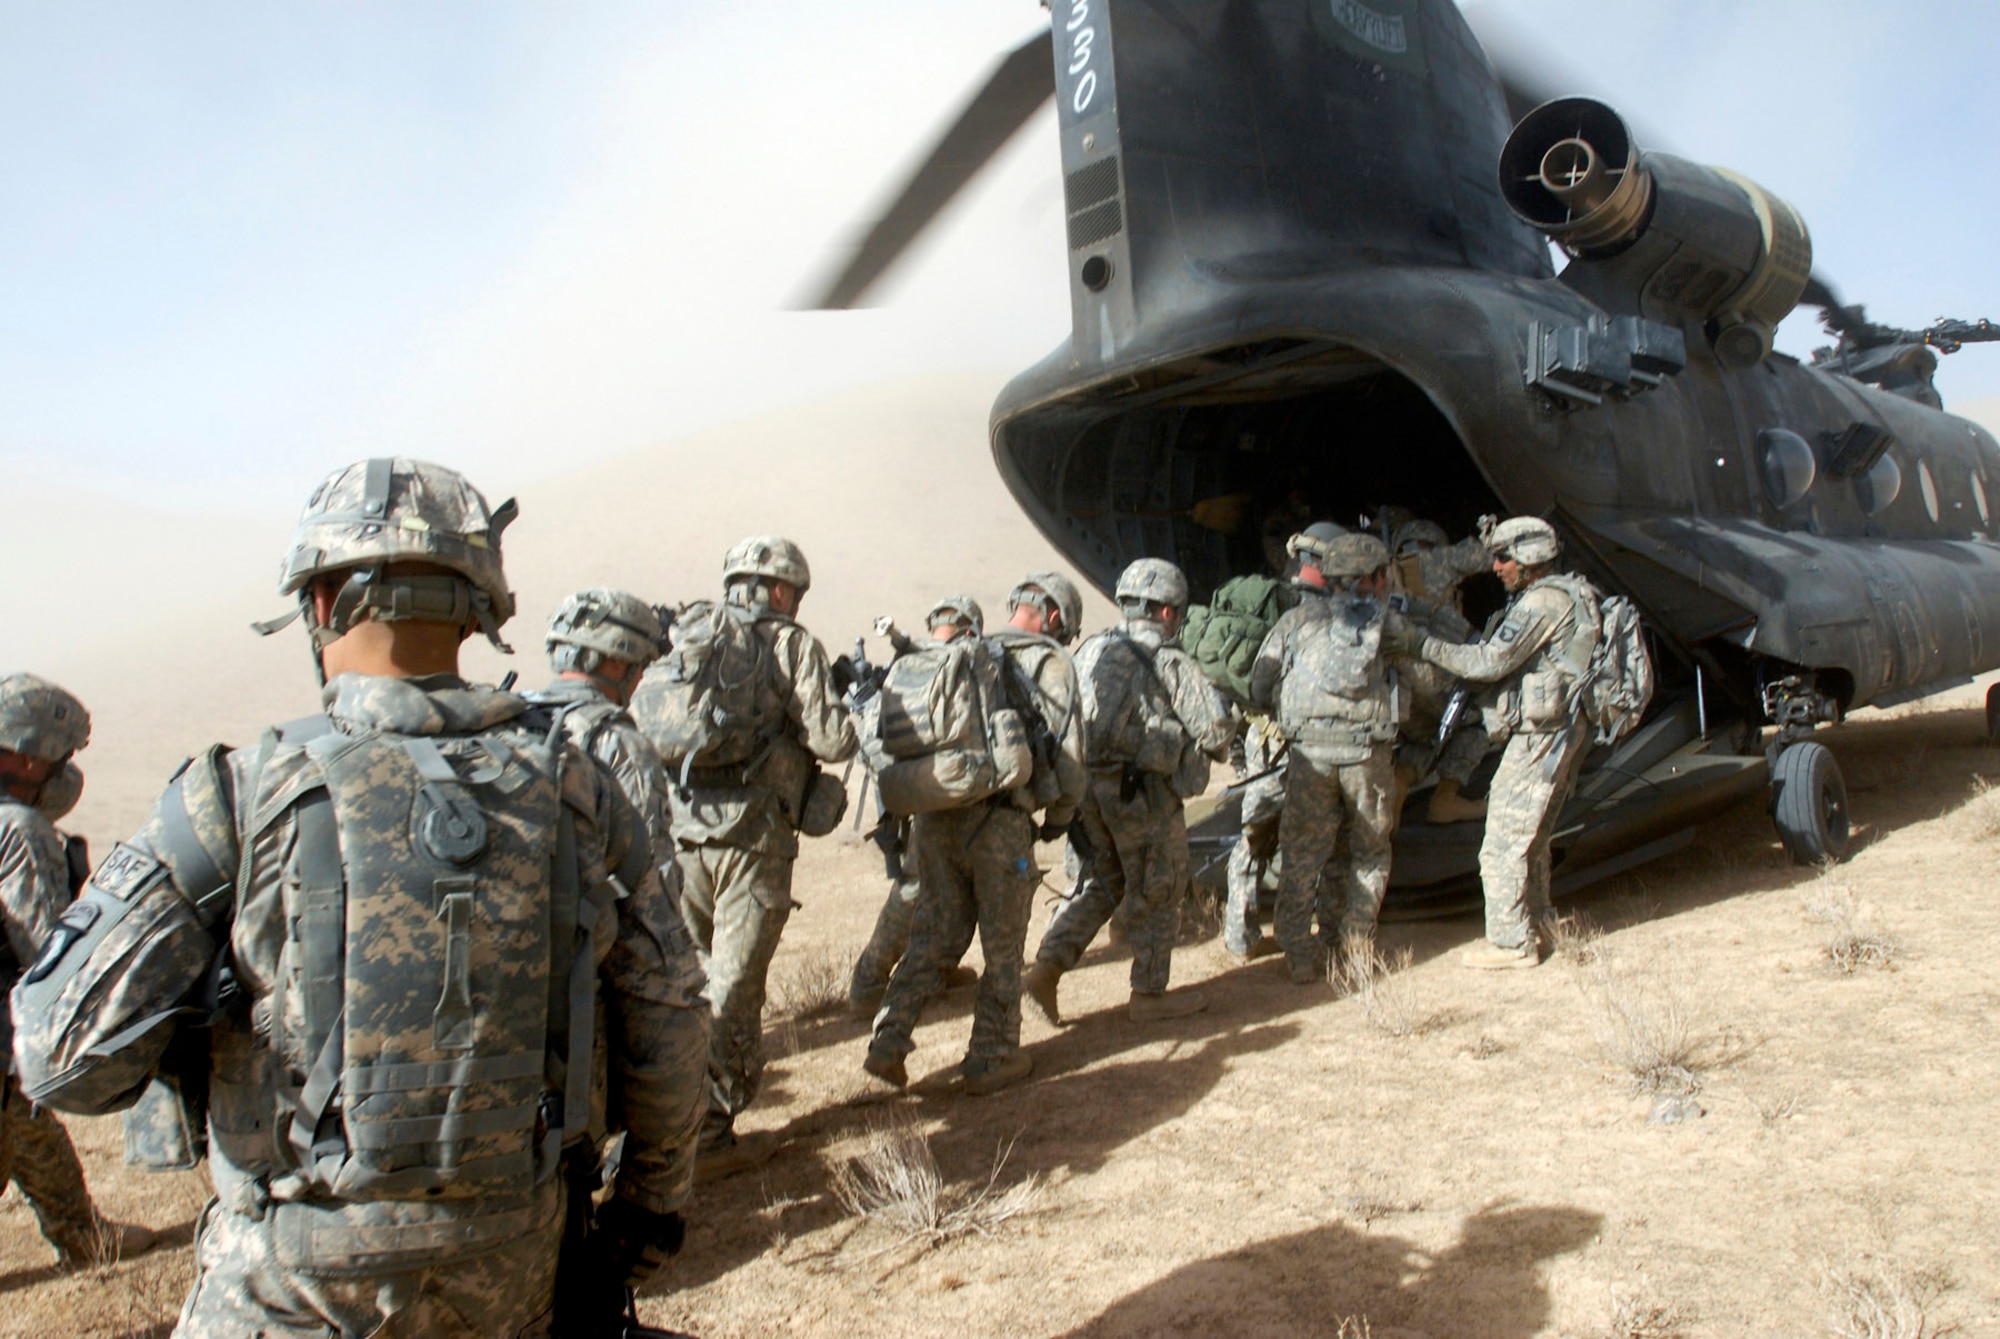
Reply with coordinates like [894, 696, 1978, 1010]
[1392, 519, 1449, 555]
[925, 594, 985, 638]
[1009, 570, 1083, 645]
[547, 589, 665, 676]
[723, 536, 811, 594]
[0, 673, 90, 762]
[264, 457, 518, 653]
[1285, 520, 1349, 565]
[1317, 533, 1392, 580]
[1114, 557, 1190, 616]
[1489, 516, 1562, 566]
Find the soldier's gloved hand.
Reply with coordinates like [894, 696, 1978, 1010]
[1475, 514, 1499, 548]
[1381, 619, 1426, 659]
[596, 1196, 687, 1288]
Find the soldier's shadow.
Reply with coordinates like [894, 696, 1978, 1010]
[1064, 1203, 1602, 1339]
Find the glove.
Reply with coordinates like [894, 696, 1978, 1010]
[1475, 514, 1498, 548]
[596, 1196, 687, 1289]
[1381, 619, 1426, 659]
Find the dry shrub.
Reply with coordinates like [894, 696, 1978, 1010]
[1177, 882, 1224, 944]
[1334, 1320, 1372, 1339]
[1803, 881, 1900, 974]
[1960, 775, 2000, 840]
[831, 1116, 1042, 1252]
[773, 944, 851, 1022]
[1577, 946, 1726, 1096]
[1337, 939, 1442, 1038]
[1548, 911, 1604, 967]
[1822, 1257, 1959, 1338]
[1605, 1290, 1692, 1338]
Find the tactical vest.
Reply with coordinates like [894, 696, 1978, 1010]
[1277, 596, 1399, 759]
[199, 713, 614, 1240]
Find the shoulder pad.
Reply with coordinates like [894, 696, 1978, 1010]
[152, 745, 239, 924]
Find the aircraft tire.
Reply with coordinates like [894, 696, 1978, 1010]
[1986, 683, 2000, 742]
[1771, 740, 1850, 865]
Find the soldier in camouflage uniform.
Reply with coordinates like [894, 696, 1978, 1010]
[0, 675, 156, 1268]
[864, 579, 1087, 1095]
[1251, 533, 1408, 982]
[12, 460, 706, 1336]
[844, 584, 1079, 1018]
[634, 537, 856, 1175]
[1388, 517, 1497, 824]
[1024, 559, 1233, 1025]
[1392, 516, 1601, 968]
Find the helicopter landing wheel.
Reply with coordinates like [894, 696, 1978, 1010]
[1986, 683, 2000, 743]
[1771, 740, 1851, 865]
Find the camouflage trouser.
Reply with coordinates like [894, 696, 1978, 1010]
[1035, 774, 1187, 995]
[848, 875, 921, 1008]
[177, 1184, 562, 1337]
[1479, 723, 1591, 950]
[1223, 767, 1285, 956]
[870, 805, 1037, 1074]
[676, 843, 793, 1119]
[0, 1074, 101, 1261]
[1275, 744, 1395, 970]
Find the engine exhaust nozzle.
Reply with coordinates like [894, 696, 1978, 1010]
[1500, 97, 1653, 257]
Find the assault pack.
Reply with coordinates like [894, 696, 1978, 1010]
[1541, 574, 1654, 742]
[860, 636, 1031, 814]
[1275, 597, 1400, 756]
[1181, 573, 1294, 705]
[630, 599, 774, 778]
[1077, 632, 1211, 799]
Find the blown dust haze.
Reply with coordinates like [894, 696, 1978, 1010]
[3, 386, 2000, 1335]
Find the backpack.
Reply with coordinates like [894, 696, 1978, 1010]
[1077, 632, 1212, 798]
[1541, 575, 1654, 742]
[630, 599, 773, 772]
[1277, 599, 1398, 748]
[1181, 574, 1294, 705]
[862, 637, 1032, 815]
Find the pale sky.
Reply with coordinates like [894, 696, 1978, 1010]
[4, 2, 1997, 516]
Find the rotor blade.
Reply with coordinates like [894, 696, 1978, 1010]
[1800, 273, 1842, 311]
[801, 29, 1054, 310]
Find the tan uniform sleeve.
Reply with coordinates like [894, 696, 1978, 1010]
[775, 624, 858, 764]
[0, 806, 70, 968]
[1420, 585, 1572, 684]
[580, 759, 708, 1216]
[1162, 647, 1236, 760]
[1249, 607, 1301, 713]
[1030, 645, 1089, 828]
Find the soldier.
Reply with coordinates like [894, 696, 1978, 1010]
[12, 460, 706, 1335]
[632, 537, 856, 1176]
[1024, 558, 1233, 1025]
[0, 674, 155, 1269]
[1390, 516, 1494, 824]
[1392, 516, 1602, 968]
[863, 579, 1086, 1094]
[1250, 532, 1406, 983]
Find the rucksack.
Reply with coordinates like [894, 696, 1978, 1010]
[1277, 598, 1396, 741]
[630, 599, 773, 772]
[1076, 632, 1212, 798]
[861, 637, 1031, 815]
[1181, 574, 1293, 705]
[1542, 575, 1654, 742]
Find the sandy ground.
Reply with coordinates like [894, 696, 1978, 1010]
[5, 386, 2000, 1335]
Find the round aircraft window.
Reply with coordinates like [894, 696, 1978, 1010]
[1756, 429, 1817, 509]
[1855, 452, 1901, 517]
[1918, 459, 1941, 522]
[1973, 471, 1990, 528]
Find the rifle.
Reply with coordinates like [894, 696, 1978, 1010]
[552, 1152, 695, 1338]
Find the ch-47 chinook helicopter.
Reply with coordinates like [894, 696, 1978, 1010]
[808, 0, 2000, 912]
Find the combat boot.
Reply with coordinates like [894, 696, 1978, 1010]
[962, 1049, 1033, 1096]
[862, 1049, 909, 1089]
[1128, 987, 1208, 1021]
[1023, 960, 1064, 1026]
[695, 1116, 779, 1184]
[1459, 939, 1539, 970]
[1425, 778, 1488, 825]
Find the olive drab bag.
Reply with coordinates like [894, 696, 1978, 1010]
[1181, 574, 1292, 705]
[630, 599, 773, 774]
[1541, 575, 1653, 742]
[861, 637, 1031, 815]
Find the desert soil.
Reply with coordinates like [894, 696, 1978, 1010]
[5, 382, 1999, 1336]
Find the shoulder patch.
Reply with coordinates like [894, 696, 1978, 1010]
[1497, 622, 1521, 644]
[93, 843, 165, 902]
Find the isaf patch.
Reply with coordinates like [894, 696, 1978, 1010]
[92, 842, 164, 902]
